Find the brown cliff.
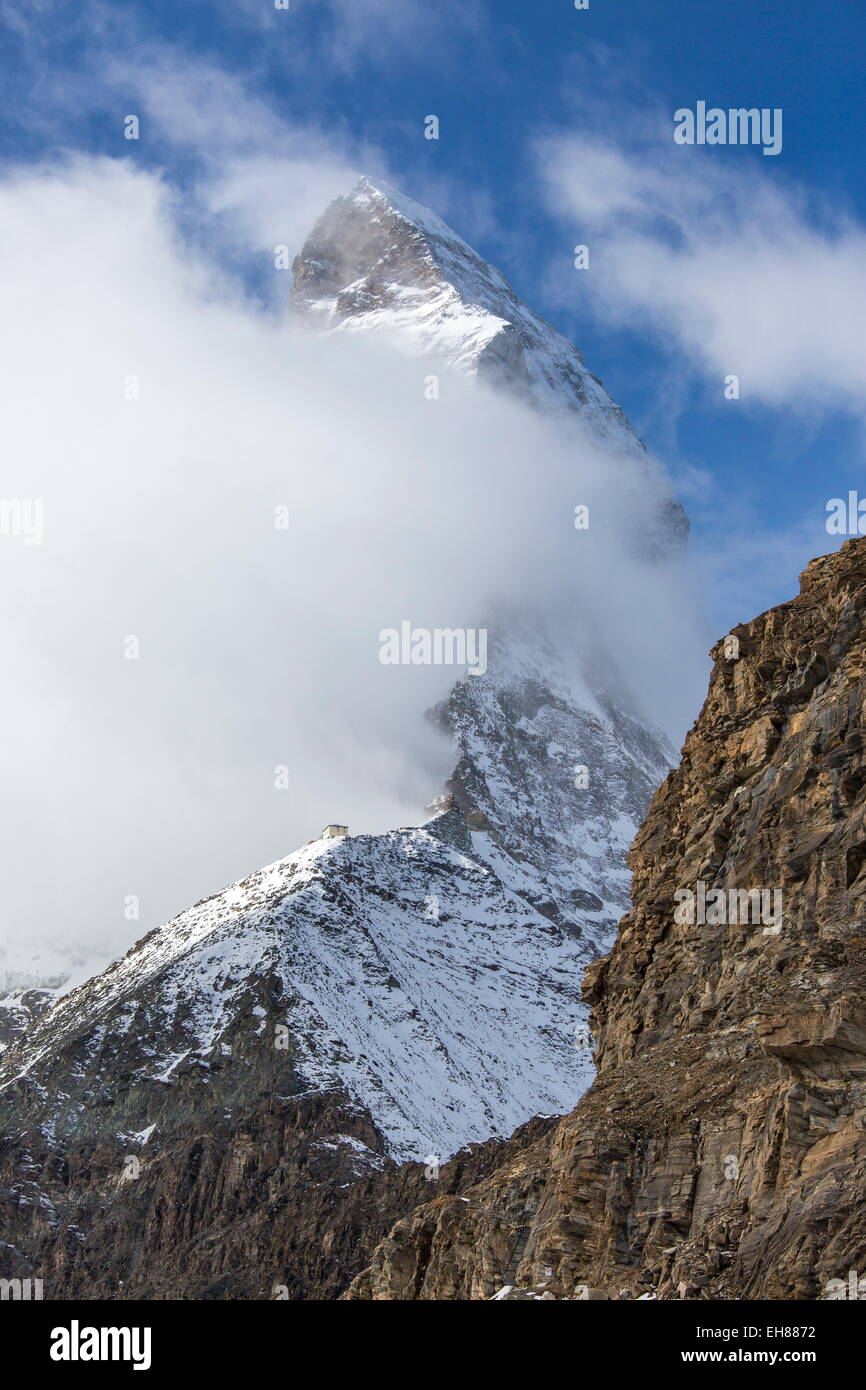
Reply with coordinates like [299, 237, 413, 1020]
[346, 539, 866, 1300]
[0, 1087, 552, 1299]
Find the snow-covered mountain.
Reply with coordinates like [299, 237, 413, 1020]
[0, 178, 683, 1243]
[2, 809, 597, 1161]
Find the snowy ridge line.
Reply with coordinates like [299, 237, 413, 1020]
[0, 815, 599, 1161]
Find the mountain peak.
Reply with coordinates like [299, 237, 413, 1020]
[348, 174, 478, 250]
[291, 176, 657, 462]
[291, 173, 505, 325]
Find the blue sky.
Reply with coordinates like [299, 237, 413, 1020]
[2, 0, 864, 630]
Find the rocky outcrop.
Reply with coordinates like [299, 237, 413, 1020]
[433, 636, 671, 947]
[346, 539, 866, 1300]
[0, 1086, 554, 1300]
[0, 989, 54, 1051]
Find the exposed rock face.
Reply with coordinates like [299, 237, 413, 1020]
[346, 540, 866, 1300]
[434, 634, 670, 949]
[0, 1086, 553, 1300]
[0, 989, 55, 1052]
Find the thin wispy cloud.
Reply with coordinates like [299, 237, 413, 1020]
[536, 130, 866, 422]
[318, 0, 486, 70]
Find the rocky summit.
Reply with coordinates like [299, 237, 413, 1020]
[345, 539, 866, 1300]
[293, 176, 687, 545]
[293, 177, 640, 444]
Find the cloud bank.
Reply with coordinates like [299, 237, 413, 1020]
[0, 152, 707, 979]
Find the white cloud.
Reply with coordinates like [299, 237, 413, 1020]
[97, 48, 376, 262]
[537, 133, 866, 419]
[0, 152, 705, 976]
